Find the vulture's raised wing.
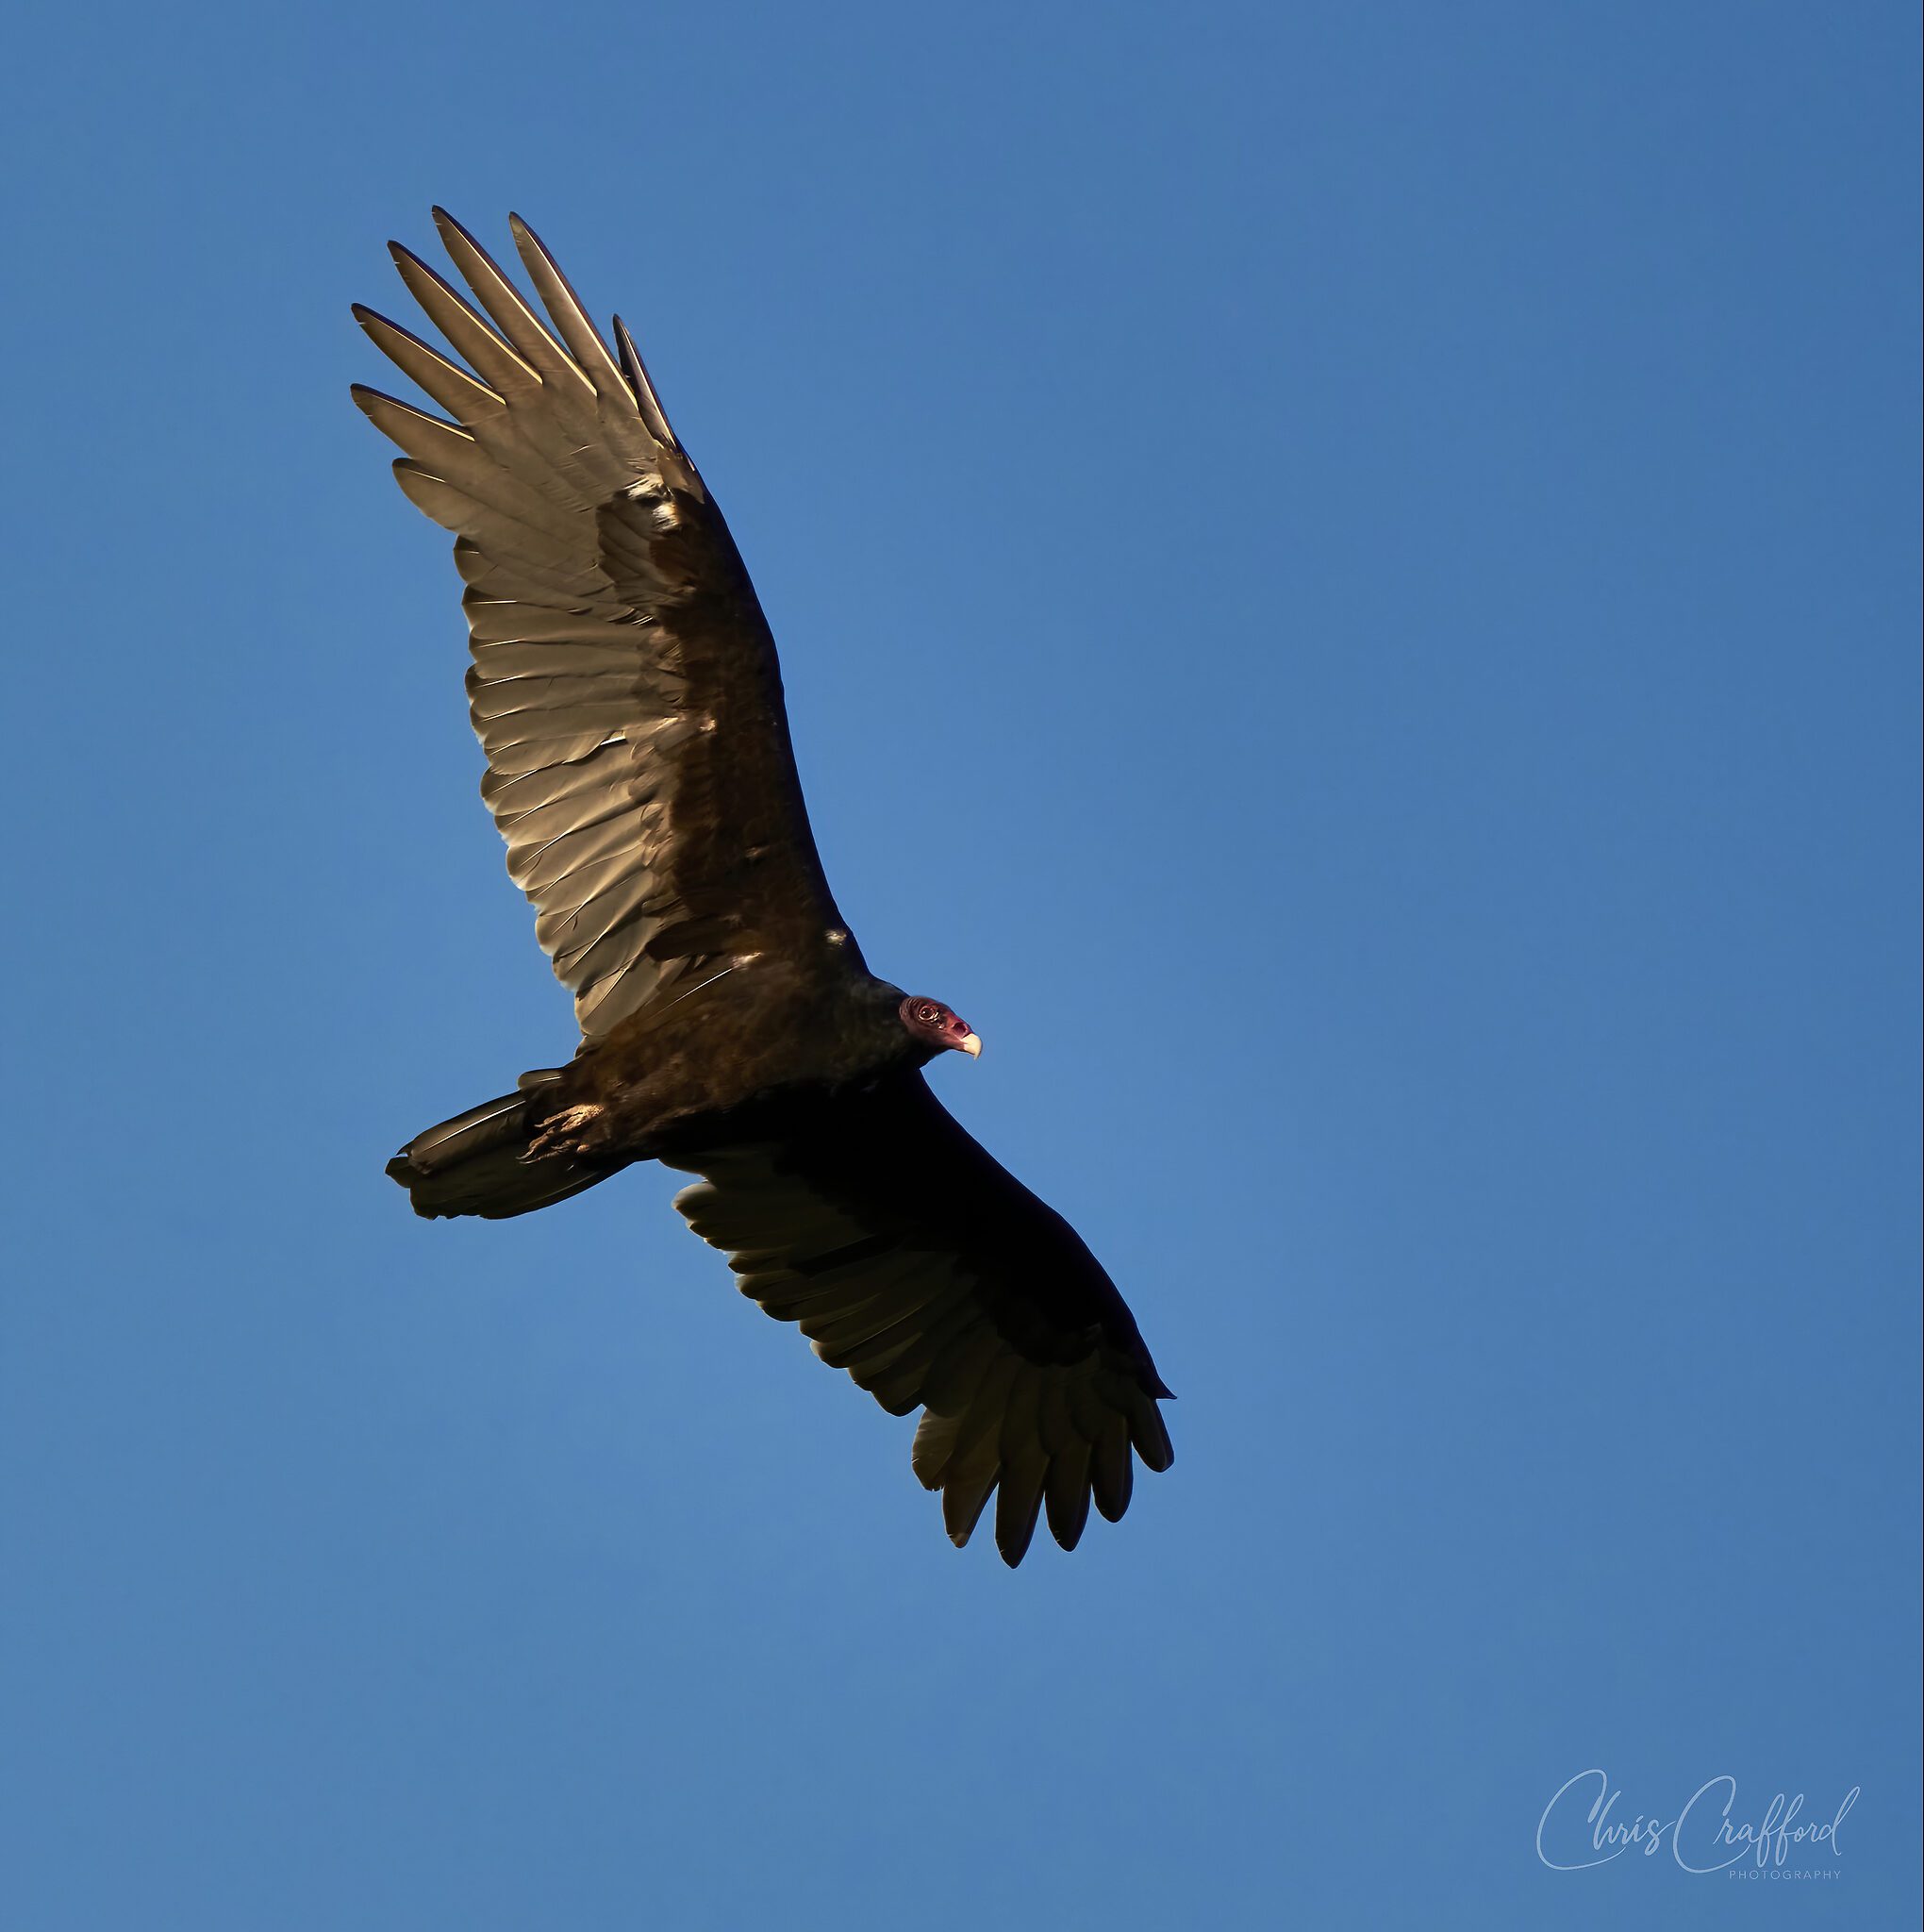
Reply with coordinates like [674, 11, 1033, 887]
[356, 211, 852, 1038]
[663, 1074, 1174, 1566]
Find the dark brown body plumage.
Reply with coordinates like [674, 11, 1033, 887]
[364, 211, 1172, 1565]
[536, 959, 921, 1162]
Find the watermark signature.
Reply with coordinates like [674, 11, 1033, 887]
[1536, 1769, 1859, 1875]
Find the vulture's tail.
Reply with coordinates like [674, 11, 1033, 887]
[386, 1070, 620, 1220]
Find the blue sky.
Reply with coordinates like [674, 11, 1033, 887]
[2, 3, 1916, 1926]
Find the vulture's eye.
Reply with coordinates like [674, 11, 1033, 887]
[917, 1004, 939, 1023]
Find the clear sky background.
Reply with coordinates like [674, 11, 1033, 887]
[1, 4, 1916, 1927]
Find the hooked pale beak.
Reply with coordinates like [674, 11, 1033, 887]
[956, 1032, 982, 1058]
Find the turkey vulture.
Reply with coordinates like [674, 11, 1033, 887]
[357, 211, 1171, 1565]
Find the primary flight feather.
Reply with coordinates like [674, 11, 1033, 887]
[359, 211, 1171, 1565]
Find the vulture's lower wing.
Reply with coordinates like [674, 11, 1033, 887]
[355, 211, 854, 1038]
[664, 1074, 1172, 1565]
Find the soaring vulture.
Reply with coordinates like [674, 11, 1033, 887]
[358, 212, 1172, 1565]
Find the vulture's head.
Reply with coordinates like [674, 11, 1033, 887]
[899, 995, 982, 1061]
